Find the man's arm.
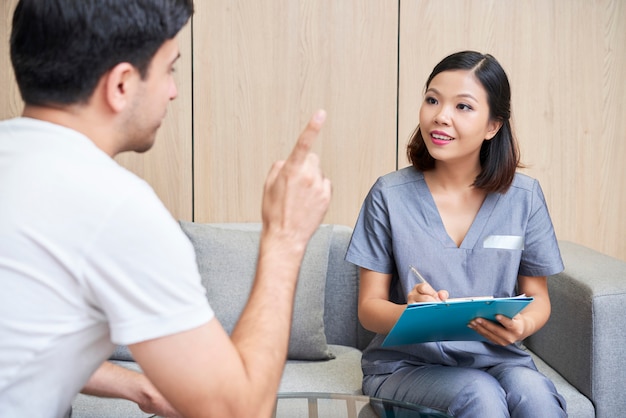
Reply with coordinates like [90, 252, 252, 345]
[82, 361, 181, 418]
[129, 110, 331, 418]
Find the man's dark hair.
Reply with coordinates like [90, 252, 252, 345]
[10, 0, 194, 106]
[407, 50, 522, 193]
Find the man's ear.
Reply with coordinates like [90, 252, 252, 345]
[103, 63, 139, 113]
[485, 118, 503, 141]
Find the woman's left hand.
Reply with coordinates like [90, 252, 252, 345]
[467, 314, 527, 346]
[469, 275, 553, 346]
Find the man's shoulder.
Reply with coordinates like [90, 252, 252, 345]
[1, 117, 163, 226]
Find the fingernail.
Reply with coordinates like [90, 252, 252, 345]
[314, 110, 327, 124]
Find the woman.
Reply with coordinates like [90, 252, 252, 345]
[346, 51, 567, 417]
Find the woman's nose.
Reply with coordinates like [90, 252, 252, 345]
[434, 106, 451, 125]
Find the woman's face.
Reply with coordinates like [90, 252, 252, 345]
[419, 69, 501, 168]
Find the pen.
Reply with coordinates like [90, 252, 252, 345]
[408, 264, 429, 285]
[409, 266, 488, 302]
[408, 264, 443, 302]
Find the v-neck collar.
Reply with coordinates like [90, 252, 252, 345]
[415, 172, 500, 249]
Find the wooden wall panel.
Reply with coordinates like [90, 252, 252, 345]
[0, 1, 193, 221]
[0, 0, 22, 120]
[398, 0, 626, 261]
[192, 1, 398, 226]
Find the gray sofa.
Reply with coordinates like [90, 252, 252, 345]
[72, 223, 626, 417]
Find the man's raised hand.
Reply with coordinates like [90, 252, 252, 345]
[261, 110, 332, 248]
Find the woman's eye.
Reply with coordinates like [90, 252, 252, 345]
[425, 97, 437, 105]
[457, 103, 473, 111]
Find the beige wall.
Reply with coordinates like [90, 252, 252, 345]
[2, 1, 625, 261]
[192, 1, 398, 224]
[0, 2, 21, 118]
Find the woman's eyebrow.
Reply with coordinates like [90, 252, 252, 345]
[425, 87, 479, 103]
[456, 93, 479, 103]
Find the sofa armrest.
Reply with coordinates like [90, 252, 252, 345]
[525, 241, 626, 418]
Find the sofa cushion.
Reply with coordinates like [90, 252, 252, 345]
[530, 351, 594, 418]
[180, 222, 335, 360]
[110, 344, 133, 361]
[279, 345, 363, 394]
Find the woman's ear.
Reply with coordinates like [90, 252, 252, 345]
[103, 62, 138, 113]
[485, 118, 503, 141]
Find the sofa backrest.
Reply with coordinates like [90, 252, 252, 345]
[181, 222, 375, 351]
[323, 225, 375, 350]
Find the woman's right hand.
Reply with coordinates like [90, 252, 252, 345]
[407, 283, 449, 304]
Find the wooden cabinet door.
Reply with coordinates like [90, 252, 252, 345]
[0, 0, 22, 120]
[192, 1, 399, 227]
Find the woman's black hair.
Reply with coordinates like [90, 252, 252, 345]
[406, 50, 522, 193]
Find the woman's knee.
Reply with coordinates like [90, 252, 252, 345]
[496, 367, 567, 417]
[448, 372, 508, 417]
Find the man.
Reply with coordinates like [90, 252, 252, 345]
[0, 1, 331, 417]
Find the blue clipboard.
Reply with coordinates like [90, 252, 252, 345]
[381, 296, 534, 347]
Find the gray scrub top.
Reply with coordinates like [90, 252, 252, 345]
[345, 167, 564, 375]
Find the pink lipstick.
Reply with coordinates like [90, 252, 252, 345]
[430, 131, 454, 146]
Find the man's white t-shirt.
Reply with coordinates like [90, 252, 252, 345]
[0, 118, 214, 417]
